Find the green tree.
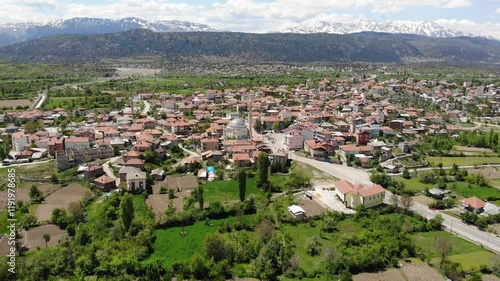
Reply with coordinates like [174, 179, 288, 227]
[305, 235, 321, 256]
[254, 118, 263, 133]
[257, 152, 270, 191]
[29, 184, 43, 202]
[50, 174, 59, 184]
[203, 233, 233, 262]
[429, 214, 444, 230]
[43, 234, 51, 247]
[402, 169, 411, 179]
[238, 169, 247, 202]
[68, 201, 84, 222]
[196, 186, 204, 211]
[120, 193, 135, 233]
[253, 245, 278, 281]
[436, 236, 452, 269]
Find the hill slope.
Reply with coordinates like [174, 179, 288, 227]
[0, 30, 498, 64]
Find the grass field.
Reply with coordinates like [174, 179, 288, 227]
[441, 251, 498, 271]
[203, 176, 265, 202]
[0, 161, 56, 184]
[411, 231, 496, 270]
[148, 216, 256, 267]
[395, 173, 500, 200]
[427, 156, 500, 167]
[43, 97, 83, 109]
[448, 181, 500, 200]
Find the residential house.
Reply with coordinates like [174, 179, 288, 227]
[356, 131, 370, 145]
[119, 166, 141, 182]
[285, 131, 304, 150]
[151, 168, 165, 181]
[461, 197, 486, 213]
[124, 158, 145, 170]
[126, 170, 147, 193]
[233, 153, 251, 167]
[334, 180, 386, 208]
[82, 165, 104, 180]
[201, 138, 219, 152]
[64, 137, 90, 150]
[12, 132, 31, 151]
[304, 140, 330, 158]
[337, 144, 373, 163]
[93, 175, 116, 191]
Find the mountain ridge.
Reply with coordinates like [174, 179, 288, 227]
[279, 20, 478, 38]
[0, 17, 217, 47]
[0, 29, 498, 65]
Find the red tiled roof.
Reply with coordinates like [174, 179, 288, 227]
[461, 197, 486, 209]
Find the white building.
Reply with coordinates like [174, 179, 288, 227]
[12, 132, 31, 151]
[224, 118, 249, 139]
[288, 205, 306, 219]
[285, 131, 303, 150]
[126, 170, 147, 192]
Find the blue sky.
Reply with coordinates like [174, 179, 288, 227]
[2, 0, 500, 38]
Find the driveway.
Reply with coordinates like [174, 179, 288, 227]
[312, 188, 356, 214]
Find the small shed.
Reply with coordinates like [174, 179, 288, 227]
[288, 205, 306, 219]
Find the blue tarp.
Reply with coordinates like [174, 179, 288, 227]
[207, 166, 215, 173]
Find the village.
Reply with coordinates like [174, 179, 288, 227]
[1, 73, 500, 280]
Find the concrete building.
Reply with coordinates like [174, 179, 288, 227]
[224, 118, 249, 139]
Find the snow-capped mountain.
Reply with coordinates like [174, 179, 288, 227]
[0, 17, 218, 46]
[279, 20, 473, 38]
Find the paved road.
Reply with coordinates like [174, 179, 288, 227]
[34, 90, 47, 109]
[293, 155, 500, 254]
[102, 156, 121, 186]
[291, 152, 373, 186]
[142, 100, 151, 115]
[0, 159, 54, 169]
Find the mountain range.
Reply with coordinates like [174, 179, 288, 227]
[0, 17, 217, 47]
[279, 20, 473, 38]
[0, 17, 496, 48]
[0, 29, 498, 64]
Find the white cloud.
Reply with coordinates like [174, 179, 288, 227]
[496, 7, 500, 14]
[435, 19, 500, 39]
[0, 0, 481, 35]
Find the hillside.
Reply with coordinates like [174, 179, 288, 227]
[0, 30, 498, 64]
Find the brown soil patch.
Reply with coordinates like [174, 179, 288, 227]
[454, 146, 494, 153]
[413, 195, 435, 206]
[400, 263, 445, 281]
[0, 99, 32, 108]
[147, 188, 192, 220]
[0, 183, 56, 211]
[35, 183, 92, 222]
[483, 275, 500, 281]
[164, 176, 198, 191]
[20, 224, 68, 250]
[0, 236, 12, 256]
[353, 269, 405, 281]
[299, 196, 325, 217]
[468, 167, 500, 180]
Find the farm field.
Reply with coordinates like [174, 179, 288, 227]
[20, 224, 68, 250]
[427, 156, 500, 167]
[202, 177, 265, 203]
[0, 99, 32, 108]
[35, 183, 92, 222]
[353, 262, 445, 281]
[43, 96, 83, 108]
